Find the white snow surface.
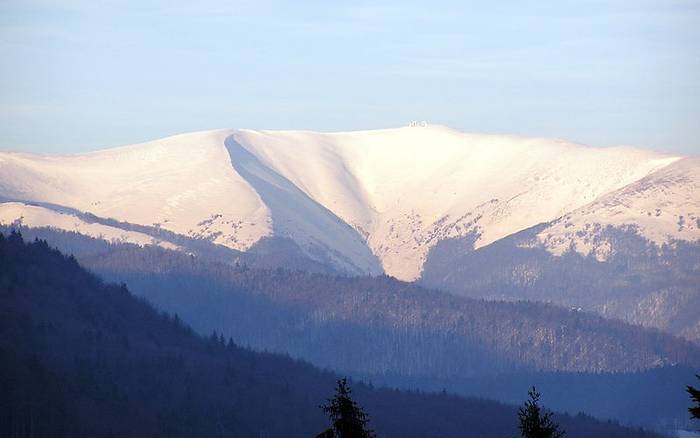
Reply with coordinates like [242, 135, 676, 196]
[0, 202, 179, 250]
[1, 125, 697, 279]
[536, 157, 700, 260]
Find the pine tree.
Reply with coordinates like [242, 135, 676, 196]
[688, 375, 700, 420]
[517, 387, 565, 438]
[317, 378, 376, 438]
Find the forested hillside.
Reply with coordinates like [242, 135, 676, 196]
[77, 236, 699, 375]
[421, 225, 700, 341]
[0, 232, 661, 438]
[6, 226, 699, 431]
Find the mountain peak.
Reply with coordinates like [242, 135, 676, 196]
[0, 127, 695, 280]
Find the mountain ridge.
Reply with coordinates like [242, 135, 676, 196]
[1, 125, 695, 281]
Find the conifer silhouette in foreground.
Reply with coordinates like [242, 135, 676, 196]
[317, 378, 376, 438]
[516, 387, 565, 438]
[688, 375, 700, 421]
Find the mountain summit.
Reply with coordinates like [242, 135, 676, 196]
[1, 125, 696, 279]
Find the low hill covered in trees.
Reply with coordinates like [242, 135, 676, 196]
[77, 235, 698, 375]
[0, 231, 663, 438]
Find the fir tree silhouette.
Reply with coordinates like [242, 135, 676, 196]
[516, 387, 564, 438]
[688, 375, 700, 421]
[317, 378, 376, 438]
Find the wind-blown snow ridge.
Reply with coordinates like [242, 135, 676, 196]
[1, 125, 697, 279]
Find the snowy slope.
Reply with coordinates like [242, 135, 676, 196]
[0, 202, 179, 250]
[0, 125, 697, 279]
[0, 129, 380, 275]
[536, 157, 700, 260]
[0, 129, 269, 249]
[228, 126, 688, 279]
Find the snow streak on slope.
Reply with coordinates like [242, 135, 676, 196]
[223, 137, 381, 274]
[0, 125, 695, 280]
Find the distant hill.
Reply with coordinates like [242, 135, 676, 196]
[14, 226, 698, 376]
[421, 223, 700, 341]
[0, 231, 661, 438]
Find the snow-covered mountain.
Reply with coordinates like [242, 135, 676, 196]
[3, 125, 699, 339]
[1, 125, 696, 279]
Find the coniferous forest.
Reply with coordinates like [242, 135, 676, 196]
[0, 232, 666, 437]
[3, 226, 699, 433]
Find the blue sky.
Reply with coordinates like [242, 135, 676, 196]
[1, 0, 699, 154]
